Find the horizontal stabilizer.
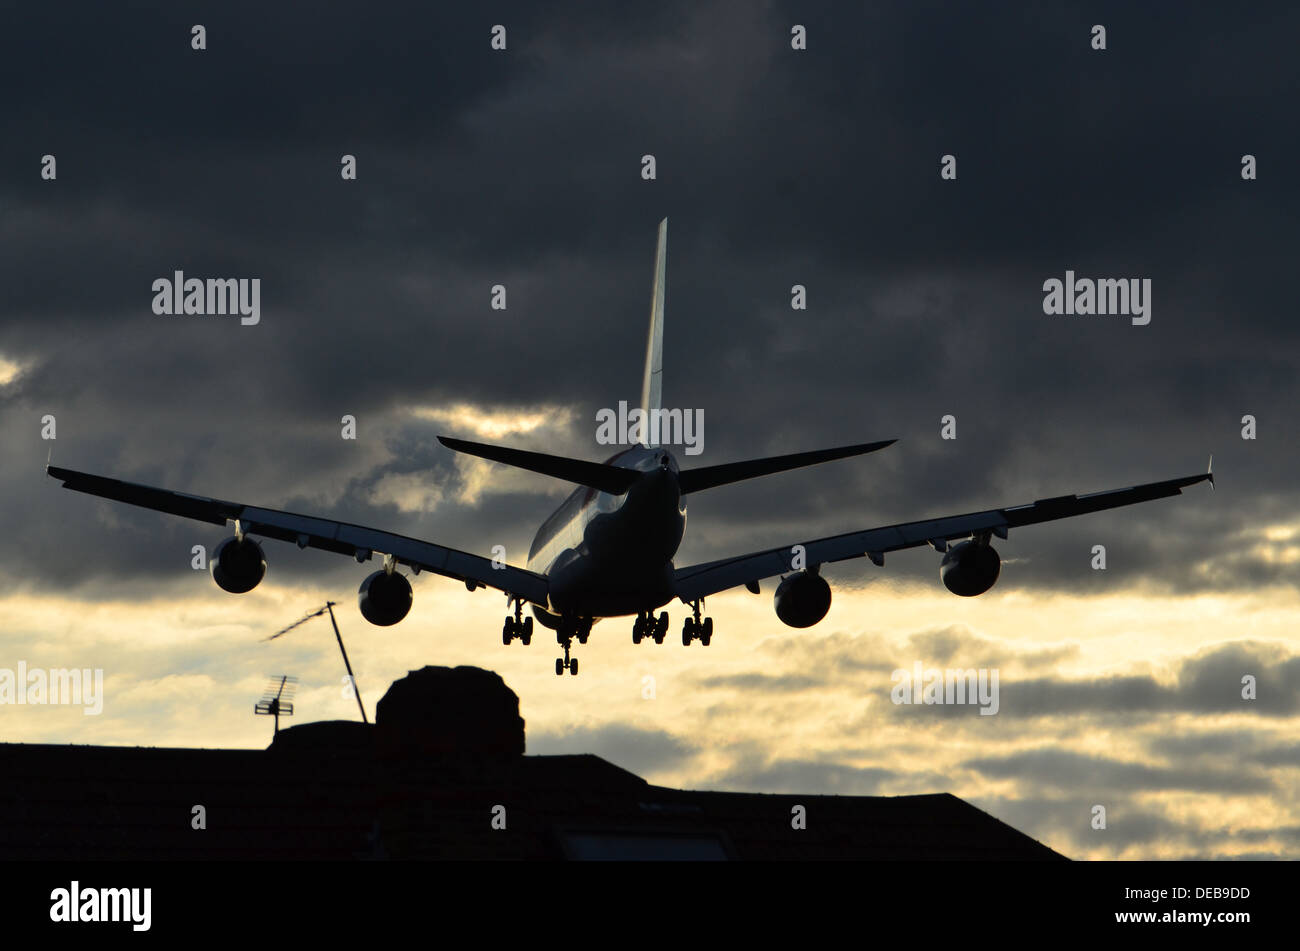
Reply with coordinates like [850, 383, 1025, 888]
[438, 436, 640, 495]
[677, 439, 897, 495]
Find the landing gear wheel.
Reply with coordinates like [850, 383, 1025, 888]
[655, 612, 668, 643]
[556, 622, 580, 676]
[505, 599, 528, 646]
[683, 599, 706, 647]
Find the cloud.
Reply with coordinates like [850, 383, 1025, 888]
[1, 0, 1297, 861]
[697, 753, 941, 797]
[528, 723, 699, 777]
[964, 748, 1274, 795]
[691, 672, 825, 692]
[996, 641, 1300, 719]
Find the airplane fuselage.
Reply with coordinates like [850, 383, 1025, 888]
[527, 446, 686, 627]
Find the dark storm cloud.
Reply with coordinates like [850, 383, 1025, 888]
[1, 0, 1296, 604]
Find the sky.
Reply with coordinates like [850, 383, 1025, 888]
[1, 1, 1297, 860]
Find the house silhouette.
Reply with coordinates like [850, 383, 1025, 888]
[0, 665, 1063, 860]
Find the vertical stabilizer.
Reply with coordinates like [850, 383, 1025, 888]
[639, 218, 667, 446]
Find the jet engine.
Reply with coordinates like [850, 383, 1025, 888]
[940, 540, 1001, 597]
[774, 570, 832, 628]
[358, 569, 413, 626]
[210, 535, 266, 593]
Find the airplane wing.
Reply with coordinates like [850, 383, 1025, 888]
[672, 468, 1213, 603]
[46, 466, 551, 606]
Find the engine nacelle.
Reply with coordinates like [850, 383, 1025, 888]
[940, 540, 1001, 597]
[773, 570, 832, 628]
[358, 569, 413, 626]
[210, 536, 266, 593]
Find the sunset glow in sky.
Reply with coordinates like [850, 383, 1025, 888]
[3, 3, 1297, 861]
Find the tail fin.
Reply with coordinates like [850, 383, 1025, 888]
[640, 217, 667, 446]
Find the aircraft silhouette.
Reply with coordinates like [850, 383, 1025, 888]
[49, 219, 1213, 675]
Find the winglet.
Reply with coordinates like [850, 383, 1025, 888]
[1207, 454, 1214, 491]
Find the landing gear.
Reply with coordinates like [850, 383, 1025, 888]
[555, 617, 590, 675]
[502, 600, 533, 645]
[681, 601, 713, 646]
[555, 641, 578, 675]
[632, 611, 670, 644]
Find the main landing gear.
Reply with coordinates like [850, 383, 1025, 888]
[555, 616, 592, 676]
[682, 600, 713, 646]
[502, 600, 533, 645]
[632, 611, 669, 644]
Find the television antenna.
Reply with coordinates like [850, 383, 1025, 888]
[255, 675, 297, 734]
[266, 601, 369, 724]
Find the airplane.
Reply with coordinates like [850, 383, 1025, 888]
[48, 218, 1214, 676]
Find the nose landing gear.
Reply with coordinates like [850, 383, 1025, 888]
[555, 617, 592, 675]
